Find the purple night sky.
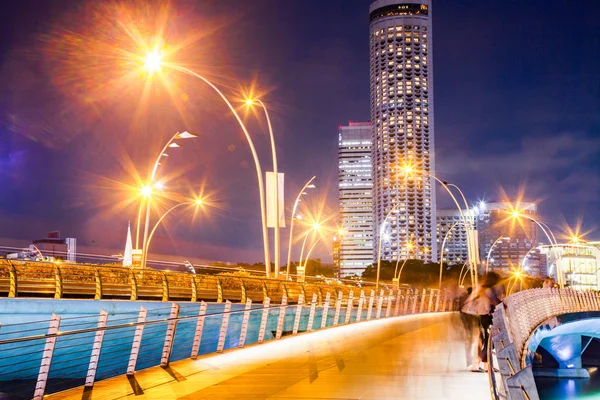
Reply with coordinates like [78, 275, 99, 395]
[0, 0, 599, 264]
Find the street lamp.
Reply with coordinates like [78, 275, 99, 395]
[508, 210, 562, 287]
[376, 206, 400, 291]
[139, 131, 198, 269]
[286, 176, 316, 278]
[437, 221, 467, 293]
[246, 98, 282, 278]
[144, 198, 204, 265]
[299, 222, 321, 270]
[394, 242, 414, 286]
[485, 235, 511, 274]
[140, 53, 271, 278]
[401, 164, 478, 288]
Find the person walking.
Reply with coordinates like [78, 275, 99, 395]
[461, 272, 503, 372]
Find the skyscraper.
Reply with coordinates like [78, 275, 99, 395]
[369, 1, 436, 262]
[338, 122, 373, 276]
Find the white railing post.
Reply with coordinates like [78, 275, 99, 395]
[276, 295, 288, 339]
[307, 293, 318, 331]
[386, 290, 393, 318]
[394, 290, 402, 317]
[356, 290, 366, 322]
[293, 295, 304, 335]
[127, 306, 147, 375]
[238, 298, 253, 347]
[367, 290, 375, 320]
[427, 289, 435, 312]
[258, 297, 271, 343]
[216, 300, 232, 352]
[412, 291, 419, 314]
[191, 301, 207, 359]
[345, 291, 354, 324]
[333, 291, 343, 326]
[85, 310, 108, 387]
[321, 292, 331, 328]
[33, 313, 61, 400]
[403, 290, 411, 315]
[160, 302, 180, 367]
[376, 289, 384, 318]
[419, 288, 427, 313]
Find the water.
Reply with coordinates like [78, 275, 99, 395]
[536, 370, 600, 399]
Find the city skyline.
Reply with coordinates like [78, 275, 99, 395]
[0, 0, 598, 264]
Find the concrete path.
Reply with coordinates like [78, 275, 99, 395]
[48, 313, 490, 400]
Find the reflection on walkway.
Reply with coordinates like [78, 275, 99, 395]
[48, 313, 489, 400]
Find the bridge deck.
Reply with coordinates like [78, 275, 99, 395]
[48, 313, 489, 400]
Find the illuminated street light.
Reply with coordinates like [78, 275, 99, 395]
[145, 199, 205, 263]
[485, 235, 511, 275]
[138, 130, 198, 269]
[298, 221, 322, 275]
[401, 163, 479, 288]
[394, 241, 414, 287]
[507, 209, 563, 287]
[245, 97, 282, 278]
[375, 205, 400, 291]
[144, 62, 271, 278]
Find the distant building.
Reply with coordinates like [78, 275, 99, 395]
[370, 0, 437, 263]
[436, 208, 471, 265]
[338, 122, 373, 276]
[541, 243, 600, 290]
[475, 202, 541, 276]
[33, 232, 77, 262]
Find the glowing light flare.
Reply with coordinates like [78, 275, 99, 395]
[140, 185, 153, 198]
[144, 48, 163, 73]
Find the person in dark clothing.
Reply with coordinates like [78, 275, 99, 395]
[477, 272, 503, 371]
[459, 287, 479, 367]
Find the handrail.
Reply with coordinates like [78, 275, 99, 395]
[0, 286, 457, 400]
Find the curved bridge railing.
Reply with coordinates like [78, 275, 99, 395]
[0, 287, 458, 399]
[489, 288, 600, 400]
[0, 260, 384, 304]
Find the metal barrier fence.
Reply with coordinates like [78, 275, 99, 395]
[0, 286, 457, 399]
[488, 287, 600, 400]
[0, 259, 383, 304]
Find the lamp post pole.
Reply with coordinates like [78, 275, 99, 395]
[286, 176, 316, 277]
[169, 65, 271, 277]
[485, 235, 510, 275]
[140, 131, 197, 269]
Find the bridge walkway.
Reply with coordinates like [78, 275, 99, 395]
[48, 313, 489, 400]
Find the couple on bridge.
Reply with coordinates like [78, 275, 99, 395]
[460, 272, 505, 373]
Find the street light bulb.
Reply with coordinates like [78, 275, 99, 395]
[514, 271, 522, 278]
[177, 131, 198, 139]
[511, 211, 521, 219]
[503, 236, 511, 240]
[307, 184, 316, 189]
[402, 165, 414, 174]
[313, 222, 321, 231]
[144, 49, 163, 73]
[194, 198, 203, 206]
[245, 99, 255, 106]
[154, 182, 164, 191]
[140, 185, 152, 198]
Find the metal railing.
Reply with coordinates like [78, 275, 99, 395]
[488, 287, 600, 400]
[0, 259, 388, 304]
[0, 287, 457, 399]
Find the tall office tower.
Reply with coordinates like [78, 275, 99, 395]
[338, 122, 373, 276]
[369, 1, 436, 263]
[475, 202, 542, 277]
[436, 209, 471, 265]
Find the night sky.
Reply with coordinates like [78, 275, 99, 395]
[0, 0, 599, 264]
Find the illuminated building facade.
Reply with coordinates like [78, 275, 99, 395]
[475, 202, 542, 276]
[541, 243, 600, 290]
[369, 0, 436, 263]
[436, 209, 471, 265]
[338, 122, 373, 276]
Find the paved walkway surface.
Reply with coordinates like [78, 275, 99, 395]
[48, 313, 490, 400]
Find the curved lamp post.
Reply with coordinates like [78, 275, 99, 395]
[394, 242, 414, 284]
[376, 205, 400, 291]
[508, 210, 562, 287]
[286, 176, 316, 277]
[145, 199, 203, 265]
[298, 222, 320, 273]
[151, 62, 271, 277]
[485, 235, 511, 275]
[139, 131, 198, 269]
[438, 221, 466, 293]
[401, 165, 478, 288]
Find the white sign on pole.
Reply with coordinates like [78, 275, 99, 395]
[266, 172, 285, 228]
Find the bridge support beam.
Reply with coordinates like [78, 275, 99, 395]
[537, 335, 591, 379]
